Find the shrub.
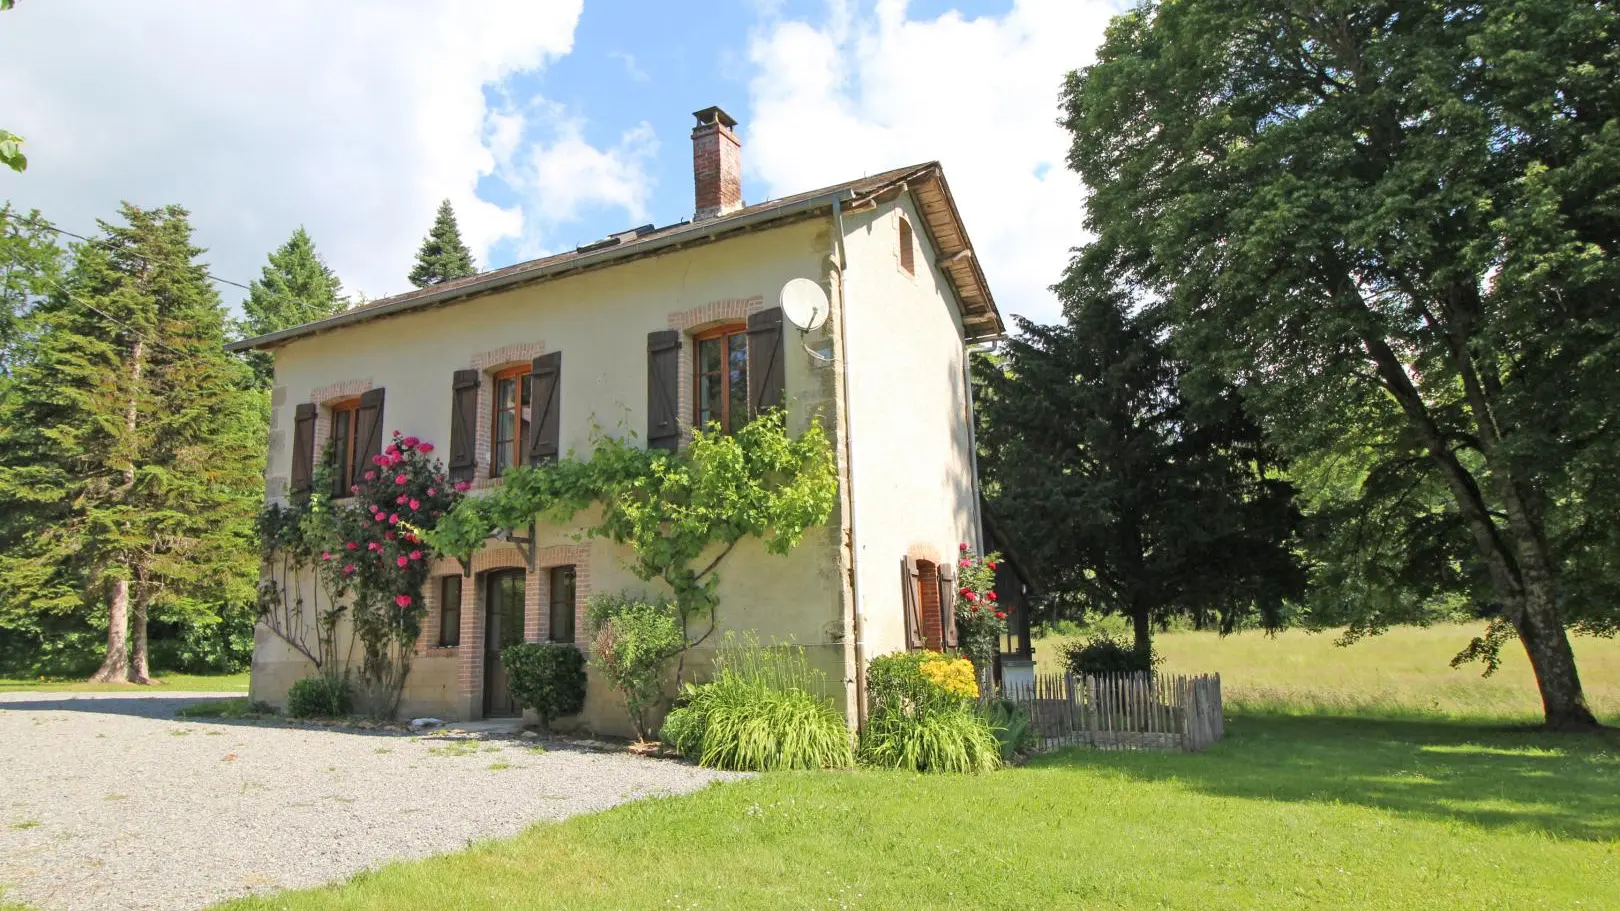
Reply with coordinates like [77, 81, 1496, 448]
[982, 699, 1035, 761]
[860, 651, 1000, 773]
[501, 642, 587, 730]
[586, 592, 685, 740]
[1063, 634, 1156, 676]
[660, 637, 853, 771]
[285, 673, 351, 718]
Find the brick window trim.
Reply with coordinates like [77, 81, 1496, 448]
[467, 340, 546, 492]
[304, 378, 374, 505]
[905, 543, 947, 652]
[668, 297, 764, 445]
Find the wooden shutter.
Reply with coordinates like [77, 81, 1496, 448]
[647, 329, 681, 451]
[937, 564, 960, 648]
[351, 388, 385, 487]
[901, 556, 924, 649]
[447, 369, 479, 483]
[527, 351, 562, 465]
[290, 403, 317, 499]
[746, 307, 785, 417]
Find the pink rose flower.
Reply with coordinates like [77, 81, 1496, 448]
[417, 443, 433, 454]
[389, 513, 400, 525]
[343, 564, 356, 575]
[374, 513, 386, 523]
[321, 551, 332, 561]
[384, 531, 395, 541]
[371, 455, 385, 466]
[426, 488, 437, 497]
[394, 594, 412, 608]
[408, 499, 420, 510]
[453, 481, 469, 492]
[396, 555, 408, 568]
[350, 485, 360, 494]
[345, 541, 358, 551]
[386, 444, 399, 457]
[402, 436, 420, 449]
[364, 470, 376, 481]
[409, 550, 422, 561]
[368, 542, 381, 552]
[394, 474, 407, 485]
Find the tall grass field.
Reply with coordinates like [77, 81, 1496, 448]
[1039, 621, 1620, 722]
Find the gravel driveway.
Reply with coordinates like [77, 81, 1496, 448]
[0, 692, 737, 911]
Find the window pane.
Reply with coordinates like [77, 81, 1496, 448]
[698, 371, 721, 429]
[549, 565, 576, 643]
[497, 573, 525, 648]
[699, 336, 722, 374]
[728, 333, 749, 429]
[497, 376, 516, 411]
[331, 409, 352, 491]
[518, 374, 531, 465]
[439, 576, 462, 647]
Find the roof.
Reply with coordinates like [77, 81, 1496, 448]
[227, 162, 1003, 352]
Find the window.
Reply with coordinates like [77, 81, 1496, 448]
[694, 323, 748, 434]
[899, 215, 915, 276]
[548, 565, 576, 643]
[438, 575, 462, 648]
[491, 365, 531, 477]
[328, 397, 361, 497]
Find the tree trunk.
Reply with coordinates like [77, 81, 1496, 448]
[1131, 604, 1151, 657]
[1513, 562, 1598, 730]
[129, 583, 152, 685]
[88, 578, 132, 682]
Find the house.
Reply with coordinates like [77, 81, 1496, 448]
[229, 106, 1021, 735]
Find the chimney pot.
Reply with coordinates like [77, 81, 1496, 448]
[692, 106, 742, 221]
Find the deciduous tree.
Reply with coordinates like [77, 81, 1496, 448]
[1062, 0, 1619, 728]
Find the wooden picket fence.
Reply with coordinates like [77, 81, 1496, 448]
[998, 671, 1224, 753]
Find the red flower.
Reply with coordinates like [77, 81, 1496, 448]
[321, 551, 332, 561]
[394, 474, 408, 485]
[384, 531, 395, 541]
[396, 555, 409, 568]
[408, 499, 420, 510]
[364, 470, 377, 481]
[959, 542, 969, 552]
[368, 542, 382, 552]
[394, 594, 412, 608]
[396, 495, 408, 505]
[988, 561, 997, 571]
[345, 541, 358, 551]
[350, 485, 360, 494]
[342, 563, 356, 575]
[409, 550, 422, 561]
[959, 559, 970, 569]
[453, 481, 470, 492]
[404, 533, 418, 544]
[371, 455, 385, 466]
[986, 591, 998, 602]
[386, 444, 400, 457]
[962, 591, 977, 602]
[426, 488, 437, 497]
[417, 443, 434, 454]
[402, 436, 420, 449]
[374, 513, 386, 523]
[369, 504, 380, 514]
[388, 513, 400, 525]
[994, 611, 1006, 620]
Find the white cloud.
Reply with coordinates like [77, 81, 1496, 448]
[0, 0, 648, 306]
[608, 50, 651, 83]
[745, 0, 1116, 326]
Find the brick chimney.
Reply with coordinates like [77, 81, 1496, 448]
[692, 106, 741, 221]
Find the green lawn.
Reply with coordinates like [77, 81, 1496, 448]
[0, 671, 249, 694]
[208, 624, 1620, 911]
[216, 712, 1617, 911]
[1038, 622, 1620, 722]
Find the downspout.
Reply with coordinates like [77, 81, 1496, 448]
[830, 197, 868, 730]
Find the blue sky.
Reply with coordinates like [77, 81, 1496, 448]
[0, 0, 1119, 326]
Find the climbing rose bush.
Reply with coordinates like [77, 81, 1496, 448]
[319, 431, 462, 715]
[954, 543, 1006, 678]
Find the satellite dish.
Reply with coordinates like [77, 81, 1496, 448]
[779, 277, 829, 332]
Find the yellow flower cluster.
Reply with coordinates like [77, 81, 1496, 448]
[920, 656, 978, 700]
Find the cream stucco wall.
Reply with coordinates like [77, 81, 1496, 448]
[254, 219, 851, 736]
[838, 195, 980, 664]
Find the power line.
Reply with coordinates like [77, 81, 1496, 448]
[34, 271, 190, 360]
[5, 210, 261, 295]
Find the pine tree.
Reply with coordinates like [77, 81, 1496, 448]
[239, 226, 346, 386]
[0, 204, 262, 682]
[407, 199, 476, 288]
[0, 205, 62, 377]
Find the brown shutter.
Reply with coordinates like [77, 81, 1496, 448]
[647, 329, 681, 451]
[290, 403, 316, 500]
[746, 307, 785, 418]
[447, 369, 479, 483]
[351, 387, 385, 487]
[901, 556, 924, 649]
[527, 351, 562, 465]
[937, 564, 960, 649]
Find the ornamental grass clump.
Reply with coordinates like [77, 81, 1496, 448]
[661, 635, 854, 772]
[860, 651, 1000, 773]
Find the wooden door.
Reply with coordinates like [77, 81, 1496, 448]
[482, 569, 525, 717]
